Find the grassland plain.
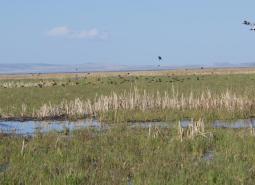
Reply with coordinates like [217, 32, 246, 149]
[2, 69, 255, 121]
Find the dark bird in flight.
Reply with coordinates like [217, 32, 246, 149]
[157, 56, 162, 67]
[243, 20, 251, 25]
[243, 20, 255, 31]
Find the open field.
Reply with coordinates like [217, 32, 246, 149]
[1, 68, 255, 121]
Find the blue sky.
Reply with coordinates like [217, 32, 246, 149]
[1, 0, 255, 66]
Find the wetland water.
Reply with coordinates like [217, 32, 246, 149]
[1, 119, 255, 136]
[0, 119, 101, 135]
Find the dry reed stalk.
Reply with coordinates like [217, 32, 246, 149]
[21, 104, 27, 117]
[186, 119, 205, 139]
[21, 139, 25, 155]
[249, 123, 255, 136]
[148, 124, 151, 136]
[33, 87, 254, 119]
[178, 121, 184, 142]
[178, 119, 209, 141]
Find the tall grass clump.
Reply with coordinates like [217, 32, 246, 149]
[178, 119, 212, 142]
[30, 87, 254, 120]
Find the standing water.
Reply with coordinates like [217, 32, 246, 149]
[0, 119, 101, 136]
[1, 118, 255, 136]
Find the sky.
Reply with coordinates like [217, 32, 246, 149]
[1, 0, 255, 66]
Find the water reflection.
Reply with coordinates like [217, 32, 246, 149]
[213, 119, 255, 128]
[0, 119, 101, 136]
[202, 151, 214, 161]
[1, 118, 255, 136]
[0, 163, 9, 173]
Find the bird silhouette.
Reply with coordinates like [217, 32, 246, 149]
[243, 20, 255, 31]
[243, 20, 251, 25]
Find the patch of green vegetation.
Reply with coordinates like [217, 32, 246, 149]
[99, 109, 251, 123]
[1, 125, 255, 184]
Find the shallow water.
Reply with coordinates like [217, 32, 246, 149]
[178, 119, 255, 129]
[202, 151, 214, 161]
[0, 119, 101, 136]
[0, 163, 9, 173]
[1, 118, 255, 136]
[213, 119, 255, 128]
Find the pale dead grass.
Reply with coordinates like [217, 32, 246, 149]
[178, 119, 208, 141]
[0, 86, 253, 119]
[25, 87, 255, 119]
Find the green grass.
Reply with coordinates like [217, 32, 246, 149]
[2, 72, 255, 184]
[1, 73, 255, 121]
[1, 125, 255, 184]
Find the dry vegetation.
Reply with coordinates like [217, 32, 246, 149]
[0, 86, 252, 121]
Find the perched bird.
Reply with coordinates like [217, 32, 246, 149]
[158, 56, 162, 61]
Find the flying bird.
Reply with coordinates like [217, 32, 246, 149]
[243, 20, 251, 25]
[243, 20, 255, 31]
[156, 56, 162, 68]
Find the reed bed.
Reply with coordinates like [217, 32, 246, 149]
[30, 87, 254, 119]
